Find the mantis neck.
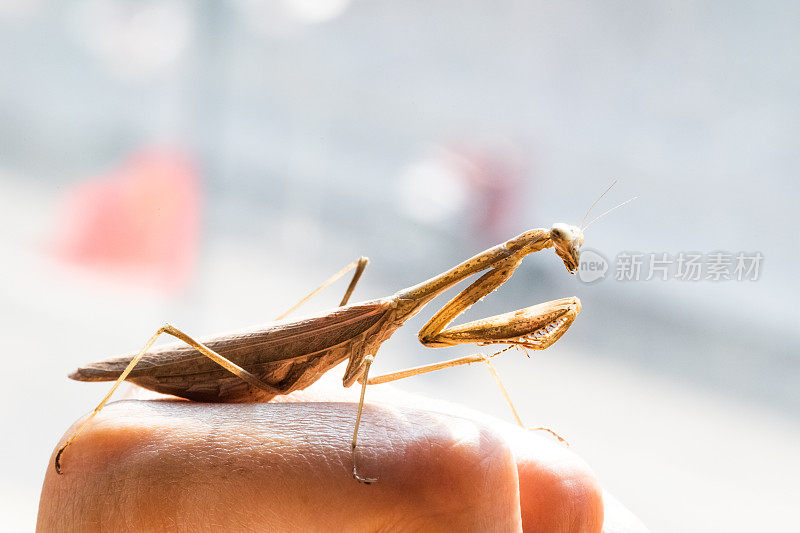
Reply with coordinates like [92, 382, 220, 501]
[393, 229, 552, 320]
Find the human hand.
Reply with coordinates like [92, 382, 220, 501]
[38, 381, 647, 532]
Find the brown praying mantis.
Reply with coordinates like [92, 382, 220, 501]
[56, 183, 634, 483]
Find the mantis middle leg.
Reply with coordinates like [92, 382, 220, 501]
[366, 347, 569, 443]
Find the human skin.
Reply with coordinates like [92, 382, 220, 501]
[38, 382, 648, 532]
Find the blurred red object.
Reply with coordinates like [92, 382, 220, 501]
[448, 142, 528, 242]
[55, 148, 202, 291]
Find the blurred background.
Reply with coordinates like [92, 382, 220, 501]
[1, 1, 798, 531]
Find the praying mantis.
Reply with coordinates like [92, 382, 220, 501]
[55, 183, 634, 484]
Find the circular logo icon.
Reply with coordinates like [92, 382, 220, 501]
[577, 248, 608, 284]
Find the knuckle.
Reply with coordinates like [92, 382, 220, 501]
[401, 422, 519, 527]
[520, 456, 604, 532]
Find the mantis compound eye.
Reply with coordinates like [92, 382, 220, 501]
[550, 223, 584, 274]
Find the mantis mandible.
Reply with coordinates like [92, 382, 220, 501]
[56, 183, 634, 483]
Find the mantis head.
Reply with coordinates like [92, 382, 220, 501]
[548, 179, 637, 274]
[550, 223, 584, 274]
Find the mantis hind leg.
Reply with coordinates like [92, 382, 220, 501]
[55, 324, 278, 474]
[275, 257, 369, 320]
[57, 258, 369, 475]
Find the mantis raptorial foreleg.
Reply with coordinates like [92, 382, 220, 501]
[55, 324, 279, 473]
[417, 248, 580, 351]
[418, 257, 524, 347]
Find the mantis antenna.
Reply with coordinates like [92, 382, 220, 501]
[582, 196, 638, 231]
[580, 180, 618, 229]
